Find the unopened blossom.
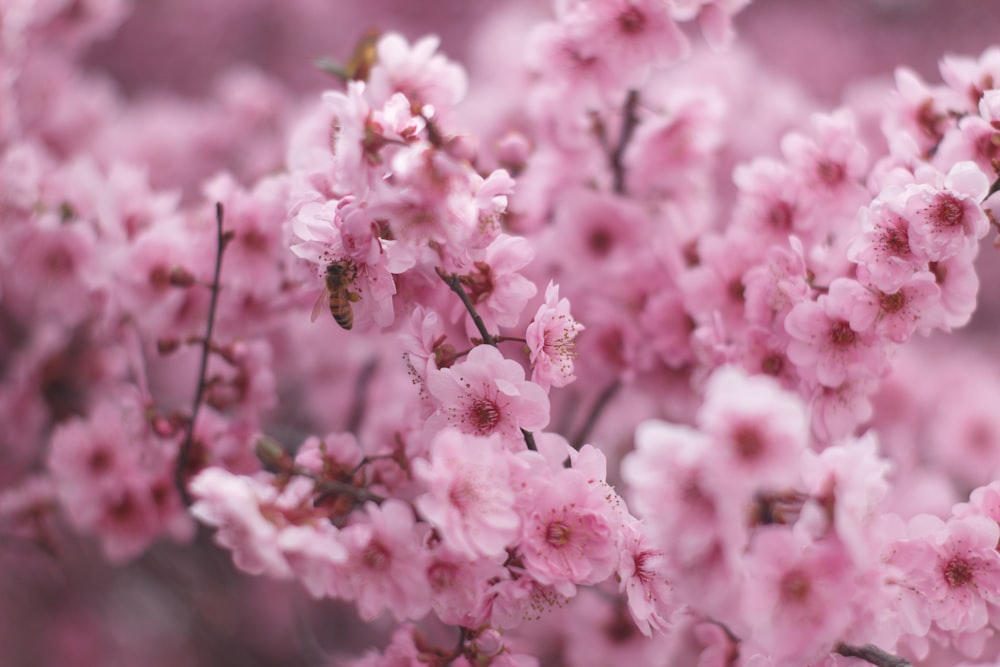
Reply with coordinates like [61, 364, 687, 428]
[526, 281, 584, 390]
[426, 344, 549, 448]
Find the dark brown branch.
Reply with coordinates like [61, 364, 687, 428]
[436, 267, 496, 346]
[346, 356, 378, 434]
[313, 480, 385, 506]
[572, 381, 620, 449]
[610, 90, 640, 195]
[175, 203, 227, 506]
[835, 643, 912, 667]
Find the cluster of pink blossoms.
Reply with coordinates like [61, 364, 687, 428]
[8, 0, 1000, 666]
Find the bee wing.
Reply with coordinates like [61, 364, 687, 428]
[310, 289, 327, 323]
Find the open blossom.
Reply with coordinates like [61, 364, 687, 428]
[890, 514, 1000, 635]
[519, 460, 621, 597]
[784, 282, 887, 388]
[697, 366, 808, 494]
[526, 281, 584, 390]
[414, 429, 520, 559]
[904, 161, 990, 261]
[189, 469, 293, 579]
[335, 500, 432, 622]
[741, 528, 855, 666]
[426, 344, 549, 448]
[366, 32, 468, 117]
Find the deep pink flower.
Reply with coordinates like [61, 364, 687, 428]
[519, 465, 620, 597]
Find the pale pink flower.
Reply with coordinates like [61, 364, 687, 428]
[837, 274, 943, 343]
[617, 520, 674, 637]
[189, 468, 292, 579]
[366, 33, 468, 117]
[890, 514, 1000, 634]
[414, 429, 520, 559]
[698, 366, 808, 494]
[425, 551, 505, 627]
[526, 281, 584, 390]
[904, 161, 990, 261]
[572, 0, 689, 79]
[741, 528, 855, 665]
[926, 246, 979, 329]
[426, 344, 549, 448]
[336, 500, 432, 621]
[848, 199, 924, 293]
[454, 234, 537, 333]
[742, 239, 811, 327]
[779, 109, 869, 211]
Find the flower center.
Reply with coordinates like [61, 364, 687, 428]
[546, 521, 571, 547]
[362, 541, 391, 571]
[933, 195, 964, 228]
[733, 426, 765, 461]
[817, 160, 845, 186]
[470, 399, 501, 435]
[882, 227, 911, 256]
[780, 569, 811, 603]
[879, 290, 906, 314]
[830, 320, 856, 347]
[943, 556, 975, 589]
[617, 7, 646, 34]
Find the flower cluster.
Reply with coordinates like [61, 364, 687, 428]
[7, 1, 1000, 666]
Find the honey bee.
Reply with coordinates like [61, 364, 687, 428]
[311, 260, 360, 329]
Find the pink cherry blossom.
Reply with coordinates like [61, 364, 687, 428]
[519, 464, 620, 597]
[426, 344, 549, 448]
[335, 500, 432, 622]
[526, 281, 584, 390]
[414, 428, 520, 559]
[698, 366, 808, 494]
[784, 284, 887, 388]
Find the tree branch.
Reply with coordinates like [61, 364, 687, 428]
[610, 89, 640, 196]
[835, 643, 912, 667]
[572, 381, 620, 449]
[436, 267, 496, 346]
[175, 203, 227, 506]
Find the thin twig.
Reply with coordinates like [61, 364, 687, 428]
[436, 267, 496, 346]
[346, 356, 378, 434]
[572, 381, 620, 449]
[175, 203, 227, 506]
[610, 90, 640, 195]
[835, 643, 912, 667]
[313, 480, 386, 506]
[443, 627, 468, 666]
